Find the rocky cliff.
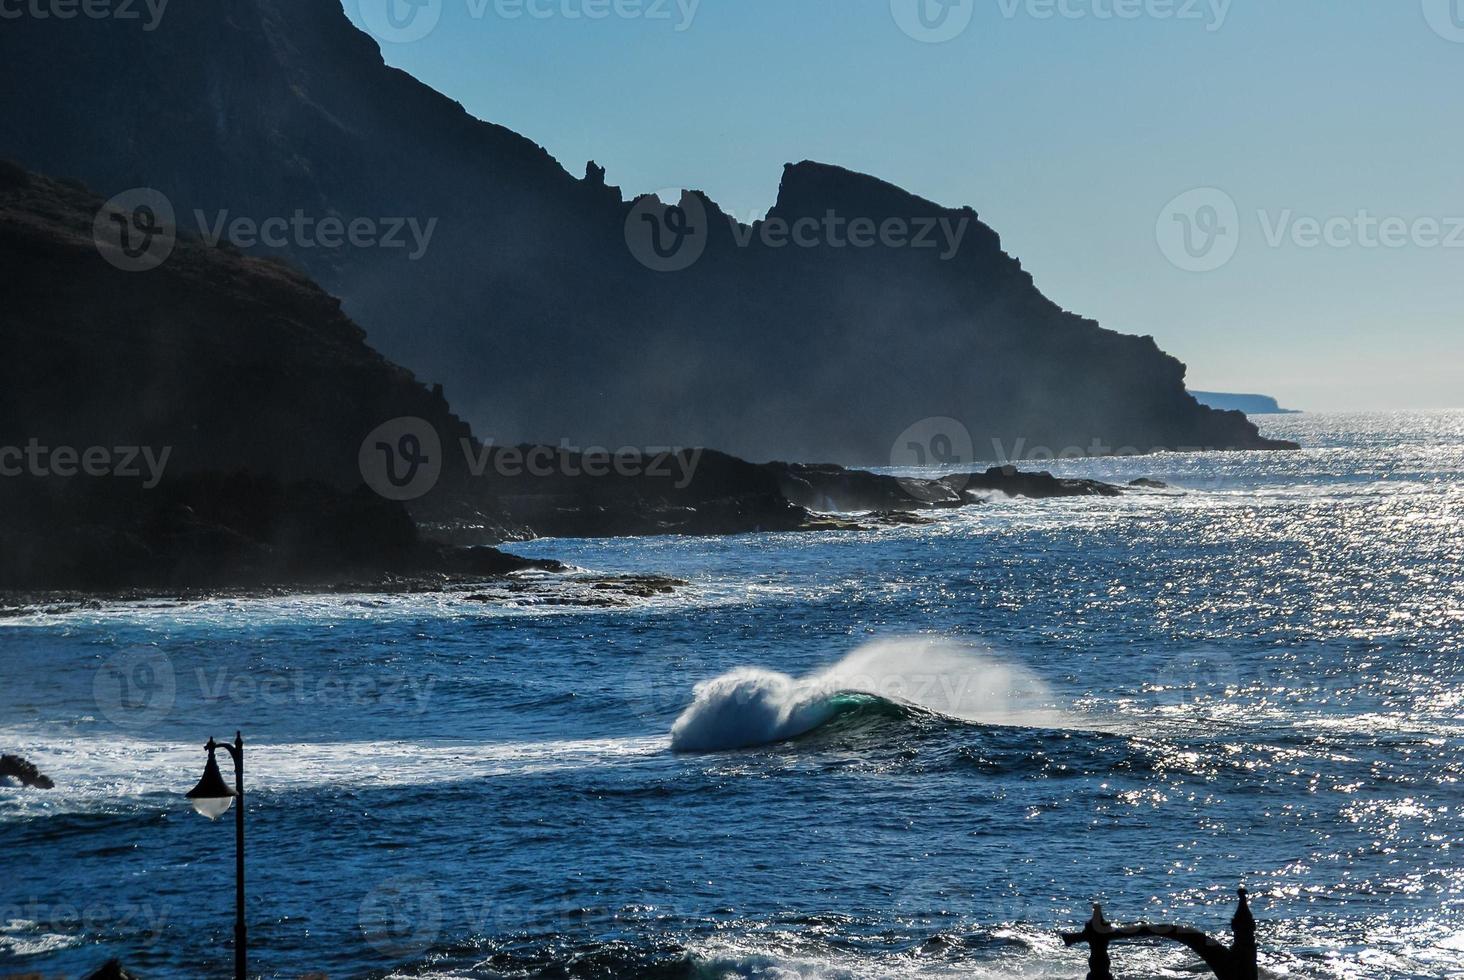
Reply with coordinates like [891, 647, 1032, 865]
[0, 167, 1171, 589]
[0, 165, 524, 588]
[0, 0, 1296, 463]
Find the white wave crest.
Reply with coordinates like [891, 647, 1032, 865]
[669, 638, 1072, 753]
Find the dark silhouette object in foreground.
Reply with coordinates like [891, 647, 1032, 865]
[84, 961, 139, 980]
[1060, 887, 1258, 980]
[186, 733, 247, 980]
[0, 754, 54, 789]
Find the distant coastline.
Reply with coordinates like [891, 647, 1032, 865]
[1190, 391, 1301, 415]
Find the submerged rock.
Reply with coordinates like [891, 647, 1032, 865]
[590, 575, 689, 599]
[861, 510, 940, 527]
[466, 574, 690, 608]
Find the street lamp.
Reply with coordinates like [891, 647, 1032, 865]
[186, 732, 246, 980]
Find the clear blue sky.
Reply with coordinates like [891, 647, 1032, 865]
[344, 0, 1464, 411]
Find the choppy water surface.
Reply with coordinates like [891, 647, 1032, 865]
[2, 411, 1462, 979]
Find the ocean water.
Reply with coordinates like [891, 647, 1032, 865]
[2, 411, 1462, 980]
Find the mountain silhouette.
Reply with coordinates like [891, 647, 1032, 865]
[0, 0, 1296, 462]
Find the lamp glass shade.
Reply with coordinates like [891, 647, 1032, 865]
[185, 750, 237, 820]
[190, 794, 234, 821]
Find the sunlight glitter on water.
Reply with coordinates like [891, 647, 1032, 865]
[3, 413, 1464, 979]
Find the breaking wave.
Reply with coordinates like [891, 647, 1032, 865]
[669, 639, 1072, 753]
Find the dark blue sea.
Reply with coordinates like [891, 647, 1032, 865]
[3, 412, 1462, 979]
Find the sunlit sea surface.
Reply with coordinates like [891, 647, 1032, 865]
[2, 411, 1462, 979]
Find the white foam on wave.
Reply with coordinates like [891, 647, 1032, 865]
[681, 926, 1087, 980]
[0, 919, 80, 957]
[395, 927, 1103, 980]
[0, 732, 668, 820]
[0, 574, 724, 630]
[669, 639, 1076, 753]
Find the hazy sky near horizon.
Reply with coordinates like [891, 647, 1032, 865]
[344, 0, 1463, 411]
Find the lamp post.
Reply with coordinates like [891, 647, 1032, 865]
[186, 732, 246, 980]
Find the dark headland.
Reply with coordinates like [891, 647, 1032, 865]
[0, 0, 1300, 595]
[0, 0, 1296, 465]
[1, 167, 1192, 594]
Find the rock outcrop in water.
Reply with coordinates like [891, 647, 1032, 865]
[0, 0, 1298, 463]
[768, 462, 1124, 513]
[0, 755, 54, 789]
[439, 451, 1134, 540]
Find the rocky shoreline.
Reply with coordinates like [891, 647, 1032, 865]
[0, 459, 1153, 591]
[0, 451, 1164, 596]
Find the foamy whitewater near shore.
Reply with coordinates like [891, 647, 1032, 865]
[3, 412, 1462, 979]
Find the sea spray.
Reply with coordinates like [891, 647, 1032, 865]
[669, 638, 1069, 752]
